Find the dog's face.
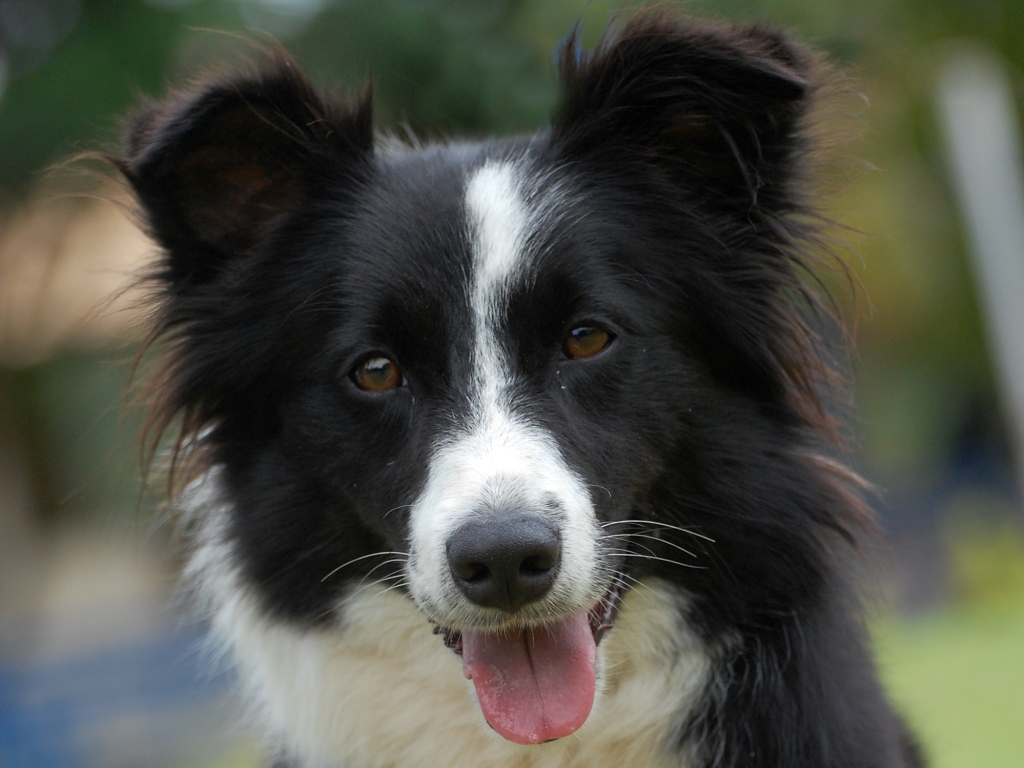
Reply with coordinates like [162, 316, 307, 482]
[312, 155, 688, 741]
[123, 17, 857, 749]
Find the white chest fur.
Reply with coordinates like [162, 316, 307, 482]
[185, 503, 711, 768]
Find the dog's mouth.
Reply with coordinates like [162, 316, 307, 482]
[431, 577, 626, 746]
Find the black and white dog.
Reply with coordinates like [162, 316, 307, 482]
[119, 13, 923, 768]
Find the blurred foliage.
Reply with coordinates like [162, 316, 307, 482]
[944, 509, 1024, 606]
[0, 0, 180, 192]
[0, 356, 145, 522]
[29, 355, 145, 519]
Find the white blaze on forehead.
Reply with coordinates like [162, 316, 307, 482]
[465, 161, 529, 411]
[405, 160, 602, 625]
[466, 161, 530, 313]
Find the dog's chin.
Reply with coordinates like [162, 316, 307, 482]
[424, 578, 627, 746]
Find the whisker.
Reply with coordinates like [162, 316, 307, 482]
[604, 550, 707, 570]
[355, 558, 410, 589]
[383, 504, 414, 520]
[602, 570, 656, 594]
[354, 575, 409, 595]
[602, 539, 661, 560]
[599, 519, 715, 543]
[602, 531, 698, 559]
[321, 551, 408, 582]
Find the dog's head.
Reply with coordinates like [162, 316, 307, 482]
[122, 15, 860, 746]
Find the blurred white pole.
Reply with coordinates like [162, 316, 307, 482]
[936, 44, 1024, 497]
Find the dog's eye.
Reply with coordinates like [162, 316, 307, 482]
[564, 326, 612, 359]
[352, 356, 403, 391]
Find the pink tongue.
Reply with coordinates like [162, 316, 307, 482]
[461, 612, 596, 745]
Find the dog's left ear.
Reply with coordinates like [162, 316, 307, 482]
[120, 53, 373, 289]
[552, 15, 814, 217]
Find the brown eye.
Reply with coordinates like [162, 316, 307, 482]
[352, 356, 402, 391]
[564, 326, 612, 359]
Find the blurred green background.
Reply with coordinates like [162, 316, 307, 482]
[0, 1, 1022, 766]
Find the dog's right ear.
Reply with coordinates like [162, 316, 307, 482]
[120, 54, 373, 288]
[552, 15, 813, 219]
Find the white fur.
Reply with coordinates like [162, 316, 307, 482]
[184, 475, 711, 768]
[407, 161, 602, 629]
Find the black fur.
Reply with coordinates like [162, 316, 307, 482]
[120, 14, 923, 768]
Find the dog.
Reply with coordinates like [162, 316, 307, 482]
[116, 12, 924, 768]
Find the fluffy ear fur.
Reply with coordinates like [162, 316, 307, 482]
[553, 14, 814, 218]
[120, 53, 373, 288]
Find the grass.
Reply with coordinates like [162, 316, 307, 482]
[874, 518, 1024, 768]
[875, 595, 1024, 767]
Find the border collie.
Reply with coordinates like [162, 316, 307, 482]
[117, 13, 924, 768]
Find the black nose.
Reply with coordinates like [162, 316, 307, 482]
[446, 514, 561, 612]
